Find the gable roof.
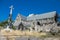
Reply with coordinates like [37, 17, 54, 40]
[27, 11, 56, 21]
[13, 13, 26, 26]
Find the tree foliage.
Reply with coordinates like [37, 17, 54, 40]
[0, 20, 8, 27]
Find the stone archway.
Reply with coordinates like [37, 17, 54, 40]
[18, 22, 24, 30]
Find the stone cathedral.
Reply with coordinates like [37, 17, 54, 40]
[13, 11, 60, 32]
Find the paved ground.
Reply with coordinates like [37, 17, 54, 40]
[0, 36, 60, 40]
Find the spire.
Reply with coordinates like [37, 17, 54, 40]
[9, 5, 14, 14]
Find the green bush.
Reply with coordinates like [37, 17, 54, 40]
[12, 26, 16, 30]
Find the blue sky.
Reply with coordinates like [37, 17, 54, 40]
[0, 0, 60, 22]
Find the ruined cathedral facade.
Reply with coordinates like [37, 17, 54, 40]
[13, 11, 59, 32]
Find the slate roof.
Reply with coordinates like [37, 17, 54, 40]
[27, 11, 56, 21]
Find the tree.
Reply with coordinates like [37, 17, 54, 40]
[0, 20, 8, 26]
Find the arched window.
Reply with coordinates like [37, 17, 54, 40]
[37, 22, 40, 25]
